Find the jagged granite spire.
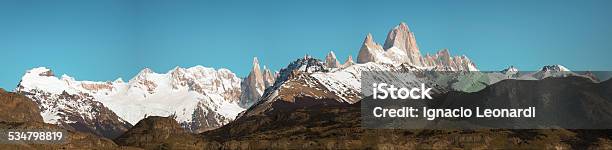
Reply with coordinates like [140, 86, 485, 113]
[239, 57, 275, 108]
[383, 22, 422, 66]
[356, 22, 478, 71]
[342, 55, 355, 68]
[357, 33, 385, 63]
[325, 51, 341, 68]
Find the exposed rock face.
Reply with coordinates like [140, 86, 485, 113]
[383, 22, 422, 66]
[182, 101, 232, 133]
[421, 49, 478, 71]
[0, 89, 43, 122]
[240, 57, 275, 108]
[0, 90, 132, 149]
[356, 22, 478, 71]
[273, 55, 328, 85]
[357, 33, 385, 63]
[262, 66, 275, 88]
[115, 116, 217, 149]
[532, 64, 573, 80]
[239, 57, 265, 108]
[341, 55, 355, 68]
[325, 51, 341, 68]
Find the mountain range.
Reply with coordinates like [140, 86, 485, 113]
[4, 22, 611, 149]
[11, 22, 481, 138]
[15, 66, 246, 137]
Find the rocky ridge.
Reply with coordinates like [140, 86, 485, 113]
[357, 22, 478, 71]
[324, 51, 341, 68]
[239, 57, 276, 108]
[115, 116, 216, 149]
[0, 89, 137, 149]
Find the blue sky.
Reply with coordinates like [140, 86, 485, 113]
[1, 0, 611, 89]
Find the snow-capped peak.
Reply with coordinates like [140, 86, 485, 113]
[139, 67, 155, 74]
[17, 67, 75, 94]
[60, 74, 74, 81]
[114, 78, 124, 83]
[186, 65, 211, 73]
[540, 65, 570, 72]
[287, 55, 327, 73]
[169, 66, 184, 74]
[501, 66, 519, 74]
[129, 68, 158, 84]
[16, 66, 245, 133]
[25, 67, 54, 77]
[397, 22, 410, 31]
[252, 57, 261, 71]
